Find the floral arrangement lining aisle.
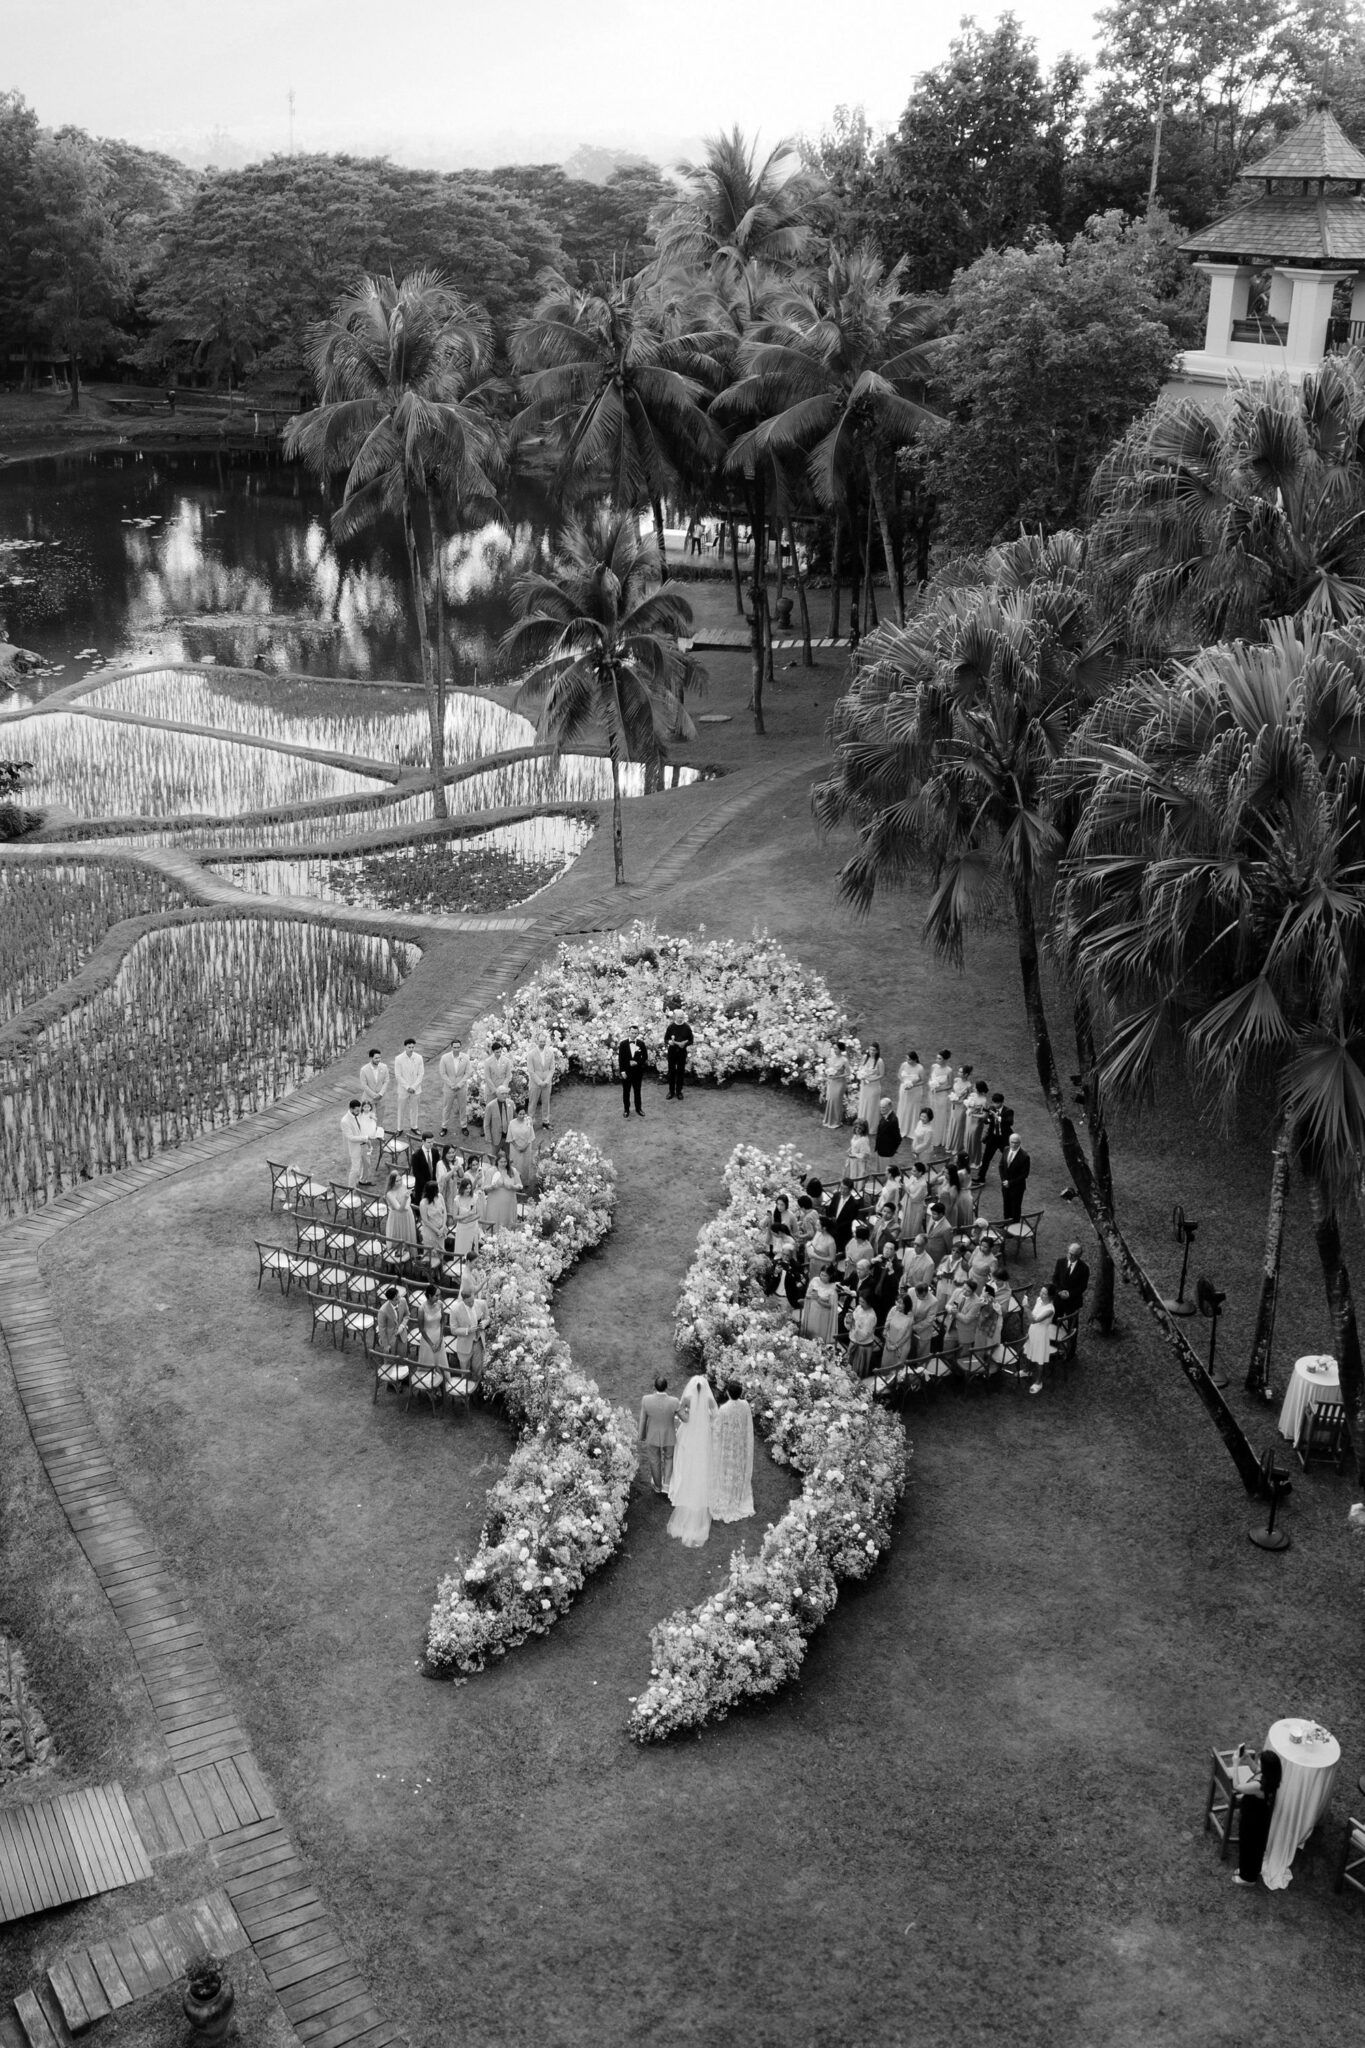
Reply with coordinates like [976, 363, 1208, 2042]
[629, 1143, 910, 1741]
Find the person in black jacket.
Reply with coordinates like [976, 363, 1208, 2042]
[617, 1032, 648, 1117]
[664, 1009, 694, 1100]
[874, 1096, 902, 1159]
[999, 1132, 1031, 1223]
[976, 1092, 1014, 1186]
[1050, 1244, 1090, 1318]
[827, 1178, 864, 1253]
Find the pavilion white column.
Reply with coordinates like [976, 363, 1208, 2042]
[1351, 274, 1365, 329]
[1267, 271, 1294, 322]
[1195, 263, 1254, 357]
[1281, 268, 1356, 369]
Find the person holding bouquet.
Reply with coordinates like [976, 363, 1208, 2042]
[822, 1042, 850, 1129]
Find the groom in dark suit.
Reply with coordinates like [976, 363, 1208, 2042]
[617, 1031, 648, 1117]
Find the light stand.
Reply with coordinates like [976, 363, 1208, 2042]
[1249, 1447, 1292, 1552]
[1161, 1203, 1199, 1317]
[1197, 1276, 1227, 1389]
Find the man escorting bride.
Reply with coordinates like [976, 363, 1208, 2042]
[667, 1375, 755, 1547]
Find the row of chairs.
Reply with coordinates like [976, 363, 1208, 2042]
[363, 1340, 478, 1421]
[255, 1240, 467, 1305]
[867, 1313, 1080, 1405]
[1205, 1747, 1365, 1899]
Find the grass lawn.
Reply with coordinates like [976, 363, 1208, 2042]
[7, 633, 1365, 2046]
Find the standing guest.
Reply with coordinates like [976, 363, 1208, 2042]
[771, 1193, 794, 1239]
[617, 1027, 648, 1118]
[800, 1270, 842, 1342]
[896, 1050, 925, 1134]
[438, 1037, 470, 1138]
[807, 1217, 838, 1279]
[944, 1064, 974, 1155]
[415, 1282, 448, 1382]
[506, 1104, 538, 1199]
[901, 1233, 935, 1292]
[927, 1050, 954, 1150]
[964, 1079, 992, 1173]
[340, 1098, 368, 1191]
[1051, 1243, 1090, 1320]
[855, 1042, 885, 1126]
[375, 1285, 407, 1357]
[1000, 1131, 1032, 1226]
[664, 1008, 694, 1100]
[419, 1183, 447, 1273]
[924, 1203, 954, 1266]
[449, 1176, 482, 1261]
[791, 1194, 818, 1254]
[968, 1226, 998, 1287]
[828, 1178, 864, 1254]
[1026, 1283, 1056, 1395]
[944, 1276, 982, 1361]
[874, 1169, 905, 1247]
[434, 1146, 459, 1211]
[880, 1291, 916, 1374]
[384, 1170, 417, 1264]
[843, 1221, 875, 1283]
[845, 1289, 881, 1375]
[875, 1096, 902, 1161]
[822, 1042, 850, 1129]
[978, 1091, 1015, 1186]
[526, 1033, 556, 1129]
[901, 1160, 931, 1241]
[484, 1146, 521, 1231]
[910, 1106, 936, 1172]
[482, 1038, 514, 1150]
[710, 1379, 756, 1523]
[638, 1374, 681, 1495]
[394, 1038, 425, 1132]
[449, 1276, 486, 1383]
[1234, 1750, 1284, 1888]
[407, 1134, 436, 1207]
[975, 1283, 1005, 1371]
[908, 1281, 940, 1360]
[359, 1047, 390, 1121]
[846, 1118, 876, 1188]
[943, 1164, 976, 1233]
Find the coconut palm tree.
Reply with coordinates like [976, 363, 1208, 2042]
[285, 270, 501, 819]
[659, 128, 818, 281]
[715, 245, 941, 629]
[1058, 619, 1365, 1482]
[1088, 356, 1365, 650]
[812, 532, 1270, 1493]
[509, 270, 727, 569]
[504, 511, 703, 885]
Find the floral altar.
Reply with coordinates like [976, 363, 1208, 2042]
[628, 1143, 910, 1740]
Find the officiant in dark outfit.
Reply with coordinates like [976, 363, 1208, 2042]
[664, 1009, 694, 1100]
[618, 1031, 648, 1118]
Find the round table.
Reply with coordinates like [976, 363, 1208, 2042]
[1261, 1717, 1340, 1888]
[1277, 1355, 1340, 1443]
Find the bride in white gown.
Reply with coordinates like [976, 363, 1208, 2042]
[667, 1373, 717, 1546]
[710, 1379, 755, 1523]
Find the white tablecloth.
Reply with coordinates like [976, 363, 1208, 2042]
[1277, 1355, 1340, 1443]
[1262, 1717, 1340, 1888]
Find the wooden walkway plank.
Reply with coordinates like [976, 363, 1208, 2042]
[86, 1939, 135, 2011]
[263, 1942, 353, 1993]
[143, 1911, 189, 1980]
[126, 1921, 171, 1991]
[278, 1961, 368, 2017]
[298, 1997, 384, 2047]
[61, 1950, 111, 2028]
[106, 1930, 154, 2002]
[176, 1769, 225, 1841]
[288, 1981, 374, 2032]
[160, 1777, 205, 1848]
[211, 1757, 261, 1828]
[10, 1991, 59, 2048]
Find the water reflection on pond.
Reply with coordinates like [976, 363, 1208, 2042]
[209, 816, 594, 913]
[2, 710, 390, 821]
[79, 665, 534, 764]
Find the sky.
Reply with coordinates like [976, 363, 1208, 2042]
[3, 0, 1105, 165]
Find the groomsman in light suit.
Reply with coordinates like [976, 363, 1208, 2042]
[638, 1375, 681, 1495]
[394, 1038, 424, 1132]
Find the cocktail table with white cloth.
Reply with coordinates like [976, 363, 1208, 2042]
[1261, 1717, 1340, 1888]
[1277, 1355, 1340, 1443]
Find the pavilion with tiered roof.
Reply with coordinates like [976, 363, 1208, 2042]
[1171, 101, 1365, 396]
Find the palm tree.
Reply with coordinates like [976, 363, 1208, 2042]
[660, 128, 818, 281]
[715, 245, 941, 629]
[812, 532, 1271, 1495]
[1088, 356, 1365, 649]
[504, 511, 703, 885]
[509, 270, 726, 568]
[285, 270, 501, 820]
[1058, 619, 1365, 1483]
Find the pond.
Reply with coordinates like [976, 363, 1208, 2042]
[0, 446, 531, 693]
[208, 816, 595, 914]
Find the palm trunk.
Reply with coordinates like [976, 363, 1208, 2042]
[789, 518, 813, 666]
[866, 455, 904, 628]
[729, 515, 744, 614]
[402, 487, 448, 821]
[749, 474, 767, 736]
[1072, 994, 1117, 1334]
[68, 353, 81, 414]
[1011, 878, 1267, 1497]
[652, 496, 668, 580]
[427, 487, 448, 766]
[608, 742, 625, 885]
[1246, 1119, 1290, 1395]
[829, 510, 842, 640]
[1304, 1173, 1365, 1483]
[862, 490, 877, 633]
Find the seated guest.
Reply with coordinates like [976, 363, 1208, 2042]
[1234, 1749, 1283, 1888]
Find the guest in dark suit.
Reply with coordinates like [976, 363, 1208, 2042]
[617, 1032, 648, 1117]
[999, 1132, 1031, 1224]
[664, 1009, 694, 1099]
[977, 1092, 1014, 1185]
[827, 1177, 864, 1253]
[923, 1202, 954, 1265]
[407, 1134, 436, 1202]
[874, 1097, 902, 1159]
[1050, 1244, 1090, 1318]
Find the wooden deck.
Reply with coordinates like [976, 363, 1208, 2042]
[0, 1784, 152, 1924]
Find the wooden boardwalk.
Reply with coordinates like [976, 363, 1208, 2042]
[0, 1785, 151, 1924]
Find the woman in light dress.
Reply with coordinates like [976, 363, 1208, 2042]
[964, 1081, 992, 1173]
[855, 1042, 885, 1126]
[846, 1119, 876, 1188]
[415, 1282, 448, 1380]
[449, 1176, 482, 1260]
[1026, 1284, 1056, 1394]
[909, 1112, 936, 1177]
[880, 1291, 916, 1373]
[806, 1220, 837, 1281]
[845, 1289, 881, 1376]
[384, 1170, 418, 1265]
[896, 1051, 924, 1134]
[709, 1379, 755, 1524]
[900, 1161, 930, 1241]
[483, 1146, 521, 1231]
[942, 1165, 976, 1234]
[927, 1051, 954, 1151]
[668, 1373, 718, 1546]
[944, 1065, 973, 1156]
[800, 1271, 842, 1342]
[506, 1105, 538, 1199]
[418, 1183, 447, 1272]
[822, 1042, 851, 1129]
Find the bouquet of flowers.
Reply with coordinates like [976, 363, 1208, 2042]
[424, 1131, 635, 1674]
[629, 1143, 909, 1741]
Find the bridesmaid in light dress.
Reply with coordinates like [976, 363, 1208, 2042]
[896, 1050, 925, 1134]
[846, 1119, 876, 1188]
[855, 1042, 885, 1126]
[927, 1051, 954, 1150]
[384, 1170, 418, 1266]
[964, 1080, 992, 1173]
[484, 1146, 521, 1231]
[450, 1177, 482, 1260]
[822, 1042, 851, 1130]
[900, 1161, 930, 1241]
[944, 1065, 973, 1155]
[910, 1107, 936, 1173]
